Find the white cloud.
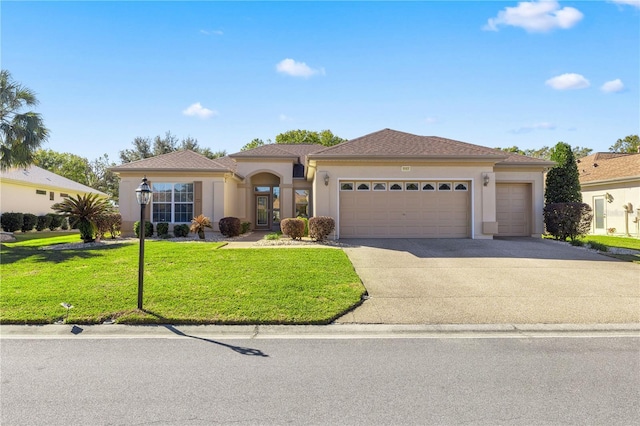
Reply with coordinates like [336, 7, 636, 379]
[279, 114, 293, 122]
[609, 0, 640, 8]
[484, 1, 583, 33]
[601, 79, 625, 93]
[200, 29, 223, 36]
[276, 58, 325, 78]
[545, 73, 590, 90]
[182, 102, 218, 119]
[511, 122, 556, 134]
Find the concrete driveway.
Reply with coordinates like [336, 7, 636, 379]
[335, 238, 640, 325]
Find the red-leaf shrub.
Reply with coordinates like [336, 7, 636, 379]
[543, 202, 593, 241]
[280, 218, 305, 240]
[219, 217, 241, 237]
[309, 216, 335, 241]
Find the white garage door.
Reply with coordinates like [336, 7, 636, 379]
[496, 183, 531, 236]
[339, 181, 470, 238]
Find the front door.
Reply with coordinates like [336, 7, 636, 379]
[594, 196, 606, 233]
[256, 195, 270, 230]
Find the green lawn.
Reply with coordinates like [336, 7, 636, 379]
[0, 236, 365, 325]
[577, 235, 640, 263]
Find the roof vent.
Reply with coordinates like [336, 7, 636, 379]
[593, 163, 598, 167]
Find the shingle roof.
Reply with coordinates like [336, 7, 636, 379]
[578, 152, 640, 183]
[110, 150, 232, 172]
[0, 165, 107, 195]
[308, 129, 552, 165]
[230, 144, 326, 163]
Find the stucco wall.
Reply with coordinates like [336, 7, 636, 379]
[582, 181, 640, 237]
[0, 181, 95, 216]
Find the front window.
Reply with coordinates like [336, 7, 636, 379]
[295, 189, 310, 217]
[152, 183, 194, 223]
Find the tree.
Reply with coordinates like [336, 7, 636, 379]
[496, 145, 591, 160]
[119, 131, 224, 162]
[241, 138, 268, 151]
[34, 149, 92, 185]
[545, 142, 582, 204]
[609, 134, 639, 153]
[0, 70, 50, 170]
[52, 193, 114, 243]
[275, 129, 345, 146]
[87, 154, 119, 202]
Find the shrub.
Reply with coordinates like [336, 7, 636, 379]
[46, 213, 64, 230]
[1, 212, 23, 232]
[134, 221, 154, 238]
[173, 224, 190, 238]
[21, 213, 37, 232]
[265, 232, 281, 240]
[156, 222, 169, 237]
[569, 239, 584, 247]
[95, 213, 122, 239]
[36, 215, 52, 231]
[543, 202, 593, 242]
[241, 221, 251, 234]
[190, 214, 213, 239]
[280, 218, 305, 240]
[60, 217, 69, 230]
[219, 217, 241, 237]
[52, 193, 114, 243]
[588, 241, 608, 252]
[297, 216, 309, 237]
[309, 216, 335, 241]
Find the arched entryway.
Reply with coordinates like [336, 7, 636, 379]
[250, 172, 281, 231]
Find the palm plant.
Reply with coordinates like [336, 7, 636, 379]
[190, 214, 213, 239]
[52, 193, 114, 242]
[0, 70, 50, 170]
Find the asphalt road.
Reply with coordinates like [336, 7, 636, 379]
[2, 335, 639, 425]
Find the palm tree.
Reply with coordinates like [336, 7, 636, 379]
[0, 70, 50, 170]
[52, 193, 114, 243]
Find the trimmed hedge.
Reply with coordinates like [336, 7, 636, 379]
[95, 213, 122, 239]
[241, 221, 251, 234]
[173, 224, 189, 238]
[309, 216, 335, 241]
[1, 213, 23, 232]
[156, 222, 169, 237]
[544, 202, 593, 242]
[219, 217, 241, 237]
[134, 221, 154, 238]
[46, 213, 64, 230]
[297, 216, 309, 237]
[21, 214, 38, 232]
[36, 215, 53, 231]
[280, 218, 305, 240]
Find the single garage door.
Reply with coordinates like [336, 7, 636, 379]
[339, 181, 470, 238]
[496, 183, 531, 236]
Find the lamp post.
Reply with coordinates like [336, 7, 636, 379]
[135, 176, 152, 310]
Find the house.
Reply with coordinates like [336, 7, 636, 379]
[111, 128, 554, 239]
[0, 165, 107, 216]
[578, 152, 640, 237]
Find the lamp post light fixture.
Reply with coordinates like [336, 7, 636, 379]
[483, 173, 490, 187]
[135, 176, 152, 310]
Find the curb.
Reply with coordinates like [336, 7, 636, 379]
[1, 323, 639, 339]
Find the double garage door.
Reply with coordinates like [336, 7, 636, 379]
[339, 181, 470, 238]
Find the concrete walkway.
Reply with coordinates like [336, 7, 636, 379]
[335, 238, 640, 325]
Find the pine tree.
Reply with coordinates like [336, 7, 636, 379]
[544, 142, 582, 204]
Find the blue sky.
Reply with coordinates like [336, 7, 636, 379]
[2, 0, 639, 163]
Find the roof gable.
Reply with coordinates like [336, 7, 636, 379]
[230, 144, 326, 163]
[110, 150, 232, 172]
[0, 165, 107, 196]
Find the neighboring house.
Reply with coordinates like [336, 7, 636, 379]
[578, 152, 640, 237]
[0, 165, 107, 216]
[111, 128, 554, 239]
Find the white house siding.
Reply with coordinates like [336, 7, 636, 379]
[582, 181, 640, 237]
[0, 181, 79, 216]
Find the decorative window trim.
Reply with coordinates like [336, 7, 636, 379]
[454, 182, 469, 191]
[405, 182, 419, 191]
[422, 182, 436, 191]
[356, 182, 371, 191]
[389, 182, 403, 191]
[438, 182, 452, 191]
[340, 182, 354, 191]
[373, 182, 387, 191]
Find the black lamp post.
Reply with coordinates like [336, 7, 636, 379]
[135, 176, 152, 310]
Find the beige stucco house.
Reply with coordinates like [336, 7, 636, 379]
[578, 152, 640, 237]
[0, 165, 106, 216]
[112, 129, 554, 239]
